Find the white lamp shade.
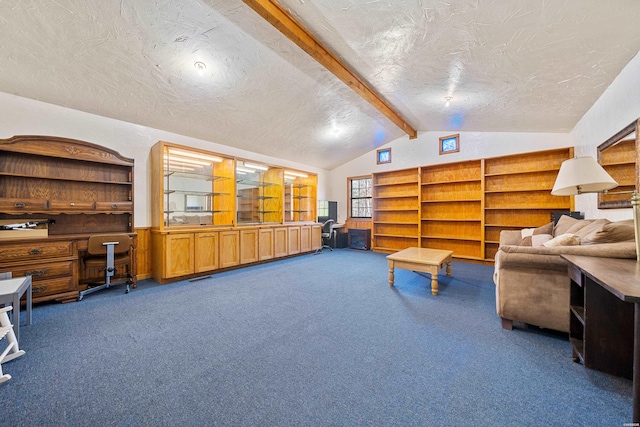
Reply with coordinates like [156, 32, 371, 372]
[551, 156, 618, 196]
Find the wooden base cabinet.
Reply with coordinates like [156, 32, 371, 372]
[219, 230, 240, 269]
[240, 228, 259, 264]
[151, 224, 319, 283]
[259, 228, 275, 261]
[274, 227, 288, 257]
[195, 232, 218, 273]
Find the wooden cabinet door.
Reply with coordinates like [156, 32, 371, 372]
[311, 224, 322, 251]
[195, 232, 218, 273]
[165, 233, 194, 278]
[288, 226, 301, 255]
[240, 228, 259, 264]
[259, 228, 274, 261]
[300, 225, 311, 252]
[219, 230, 240, 268]
[274, 227, 288, 257]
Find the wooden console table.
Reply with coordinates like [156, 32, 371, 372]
[562, 254, 640, 423]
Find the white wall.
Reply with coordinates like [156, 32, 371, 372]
[0, 91, 327, 227]
[329, 131, 572, 222]
[570, 51, 640, 221]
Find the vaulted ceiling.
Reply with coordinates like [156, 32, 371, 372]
[1, 0, 640, 169]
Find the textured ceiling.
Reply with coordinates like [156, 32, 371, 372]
[1, 0, 640, 169]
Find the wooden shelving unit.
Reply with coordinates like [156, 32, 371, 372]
[372, 168, 419, 253]
[483, 148, 573, 261]
[150, 141, 319, 283]
[420, 160, 484, 260]
[369, 148, 574, 263]
[151, 141, 235, 230]
[236, 163, 283, 225]
[285, 174, 317, 222]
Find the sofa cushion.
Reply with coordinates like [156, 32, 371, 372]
[543, 233, 581, 247]
[582, 219, 636, 244]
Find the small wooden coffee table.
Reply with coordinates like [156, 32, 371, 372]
[387, 247, 453, 295]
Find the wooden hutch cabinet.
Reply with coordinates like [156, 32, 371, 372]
[150, 141, 320, 283]
[0, 135, 136, 303]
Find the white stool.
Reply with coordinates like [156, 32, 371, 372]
[0, 305, 25, 383]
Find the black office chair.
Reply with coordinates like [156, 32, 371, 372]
[79, 234, 134, 301]
[317, 219, 335, 253]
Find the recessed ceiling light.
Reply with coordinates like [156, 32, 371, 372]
[194, 61, 207, 72]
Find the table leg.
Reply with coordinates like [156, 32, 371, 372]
[11, 294, 19, 342]
[388, 261, 395, 287]
[25, 276, 32, 326]
[446, 260, 452, 277]
[430, 267, 438, 296]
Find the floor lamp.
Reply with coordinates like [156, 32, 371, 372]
[551, 156, 640, 262]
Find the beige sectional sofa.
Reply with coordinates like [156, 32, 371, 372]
[493, 215, 636, 333]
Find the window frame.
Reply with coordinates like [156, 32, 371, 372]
[348, 175, 373, 219]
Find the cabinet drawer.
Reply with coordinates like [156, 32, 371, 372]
[0, 198, 49, 211]
[0, 241, 74, 261]
[94, 201, 132, 212]
[6, 260, 75, 280]
[31, 276, 75, 298]
[48, 201, 95, 211]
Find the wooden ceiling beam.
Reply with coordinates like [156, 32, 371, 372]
[242, 0, 418, 139]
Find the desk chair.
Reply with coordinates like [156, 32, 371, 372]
[316, 219, 335, 253]
[0, 305, 25, 383]
[79, 234, 133, 301]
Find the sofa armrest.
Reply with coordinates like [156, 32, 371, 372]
[498, 241, 636, 259]
[495, 247, 568, 272]
[499, 230, 522, 246]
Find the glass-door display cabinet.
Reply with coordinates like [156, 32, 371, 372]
[151, 141, 235, 230]
[284, 171, 317, 222]
[236, 160, 283, 224]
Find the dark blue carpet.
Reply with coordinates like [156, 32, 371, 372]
[0, 249, 632, 426]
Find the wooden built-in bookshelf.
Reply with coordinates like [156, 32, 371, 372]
[369, 148, 574, 262]
[483, 148, 573, 261]
[421, 160, 484, 260]
[372, 168, 420, 252]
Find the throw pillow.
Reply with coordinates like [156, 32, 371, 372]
[520, 222, 554, 245]
[554, 215, 580, 236]
[563, 219, 596, 237]
[520, 235, 533, 246]
[534, 222, 553, 235]
[582, 219, 636, 244]
[531, 234, 553, 246]
[521, 228, 535, 239]
[572, 219, 610, 241]
[543, 233, 581, 247]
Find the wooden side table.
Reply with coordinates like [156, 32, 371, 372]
[0, 276, 32, 341]
[562, 255, 640, 423]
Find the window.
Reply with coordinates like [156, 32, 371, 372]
[376, 148, 391, 164]
[349, 176, 372, 218]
